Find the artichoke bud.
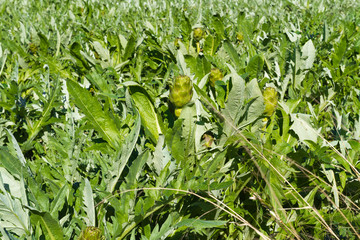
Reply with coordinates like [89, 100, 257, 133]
[193, 28, 204, 42]
[202, 133, 214, 148]
[263, 87, 278, 117]
[78, 226, 104, 240]
[174, 38, 182, 49]
[169, 75, 193, 109]
[28, 43, 38, 55]
[209, 68, 223, 87]
[236, 32, 244, 42]
[174, 108, 182, 117]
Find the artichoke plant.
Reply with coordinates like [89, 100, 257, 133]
[78, 226, 104, 240]
[193, 28, 204, 42]
[263, 87, 278, 117]
[169, 75, 193, 117]
[209, 68, 223, 87]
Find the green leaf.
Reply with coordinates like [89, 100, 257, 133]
[30, 210, 64, 240]
[246, 54, 264, 80]
[0, 149, 26, 179]
[123, 35, 136, 61]
[109, 110, 141, 192]
[0, 171, 30, 236]
[300, 40, 316, 70]
[66, 79, 121, 149]
[149, 213, 173, 240]
[92, 41, 110, 61]
[212, 15, 225, 39]
[203, 35, 220, 56]
[332, 35, 347, 68]
[70, 42, 90, 69]
[206, 149, 227, 177]
[239, 78, 264, 127]
[23, 78, 61, 151]
[5, 129, 27, 167]
[290, 113, 320, 143]
[125, 150, 149, 187]
[178, 103, 197, 166]
[150, 135, 171, 175]
[223, 66, 246, 123]
[129, 85, 161, 143]
[83, 179, 95, 227]
[175, 219, 227, 229]
[223, 40, 241, 71]
[50, 185, 68, 220]
[166, 119, 185, 164]
[37, 32, 50, 53]
[209, 181, 233, 190]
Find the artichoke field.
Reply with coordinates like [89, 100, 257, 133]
[0, 0, 360, 239]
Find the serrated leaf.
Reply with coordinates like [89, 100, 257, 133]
[203, 35, 220, 56]
[149, 215, 173, 240]
[179, 103, 197, 165]
[300, 40, 316, 70]
[83, 179, 95, 227]
[5, 129, 26, 167]
[23, 78, 61, 151]
[151, 135, 171, 175]
[0, 150, 26, 179]
[290, 113, 320, 143]
[30, 210, 64, 240]
[37, 32, 49, 53]
[92, 41, 110, 61]
[0, 172, 29, 236]
[70, 42, 90, 69]
[177, 51, 190, 76]
[66, 79, 121, 149]
[109, 110, 141, 192]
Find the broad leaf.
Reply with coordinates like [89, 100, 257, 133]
[129, 85, 161, 143]
[66, 79, 121, 149]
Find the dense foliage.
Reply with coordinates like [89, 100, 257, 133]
[1, 0, 360, 239]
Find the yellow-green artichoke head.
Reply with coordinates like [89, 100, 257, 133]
[209, 68, 223, 87]
[169, 75, 193, 114]
[174, 38, 182, 49]
[263, 87, 278, 117]
[236, 32, 244, 42]
[202, 132, 214, 148]
[193, 28, 204, 42]
[174, 108, 182, 117]
[78, 226, 104, 240]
